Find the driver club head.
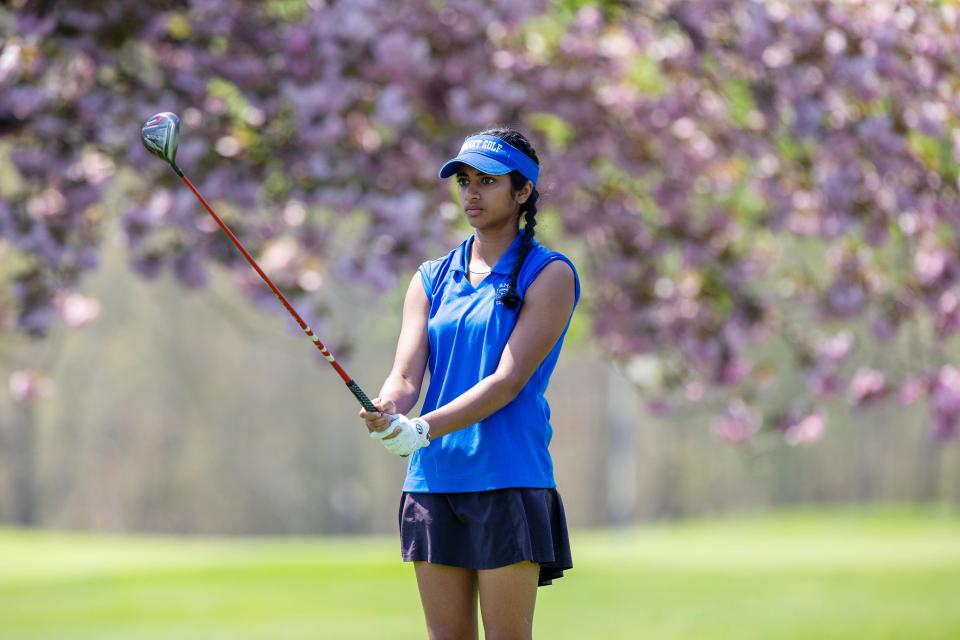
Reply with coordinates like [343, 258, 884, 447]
[140, 112, 181, 170]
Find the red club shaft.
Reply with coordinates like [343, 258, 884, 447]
[177, 173, 377, 411]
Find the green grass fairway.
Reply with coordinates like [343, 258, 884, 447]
[2, 506, 959, 639]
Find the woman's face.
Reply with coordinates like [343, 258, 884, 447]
[455, 165, 530, 231]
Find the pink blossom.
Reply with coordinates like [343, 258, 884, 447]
[914, 240, 947, 286]
[848, 367, 888, 406]
[712, 398, 760, 444]
[818, 331, 853, 362]
[898, 377, 927, 406]
[934, 289, 960, 337]
[56, 292, 101, 328]
[9, 370, 54, 405]
[930, 365, 960, 418]
[716, 358, 747, 386]
[782, 411, 826, 446]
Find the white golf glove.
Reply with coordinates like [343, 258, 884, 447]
[370, 414, 430, 457]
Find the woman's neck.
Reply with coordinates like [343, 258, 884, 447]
[471, 227, 518, 269]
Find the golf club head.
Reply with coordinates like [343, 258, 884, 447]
[141, 112, 180, 169]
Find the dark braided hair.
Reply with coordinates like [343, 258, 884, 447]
[473, 127, 540, 309]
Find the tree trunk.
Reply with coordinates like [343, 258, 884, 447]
[607, 365, 637, 525]
[10, 404, 38, 527]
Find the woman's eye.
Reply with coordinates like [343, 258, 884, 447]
[457, 178, 468, 187]
[481, 177, 494, 185]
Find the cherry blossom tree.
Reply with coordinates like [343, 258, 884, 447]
[2, 0, 959, 443]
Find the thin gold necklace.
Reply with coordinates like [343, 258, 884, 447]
[469, 244, 492, 274]
[468, 236, 497, 274]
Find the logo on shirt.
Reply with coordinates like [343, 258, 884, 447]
[495, 282, 511, 305]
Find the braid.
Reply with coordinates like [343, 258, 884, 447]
[472, 127, 540, 309]
[499, 193, 538, 309]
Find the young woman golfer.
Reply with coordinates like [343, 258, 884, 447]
[360, 128, 580, 639]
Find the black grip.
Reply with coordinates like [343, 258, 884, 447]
[346, 379, 378, 413]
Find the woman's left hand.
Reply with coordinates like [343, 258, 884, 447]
[376, 414, 431, 457]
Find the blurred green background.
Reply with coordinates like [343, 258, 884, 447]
[3, 507, 959, 639]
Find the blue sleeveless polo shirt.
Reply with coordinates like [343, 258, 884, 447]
[403, 234, 581, 493]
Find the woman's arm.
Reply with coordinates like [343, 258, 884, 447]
[420, 260, 576, 438]
[369, 273, 430, 416]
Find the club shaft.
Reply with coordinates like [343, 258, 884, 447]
[177, 172, 378, 413]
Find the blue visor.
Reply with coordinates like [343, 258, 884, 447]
[438, 134, 539, 187]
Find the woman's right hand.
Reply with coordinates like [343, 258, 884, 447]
[359, 397, 397, 438]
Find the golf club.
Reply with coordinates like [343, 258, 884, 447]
[140, 112, 379, 413]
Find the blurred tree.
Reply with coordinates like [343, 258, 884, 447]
[1, 0, 959, 444]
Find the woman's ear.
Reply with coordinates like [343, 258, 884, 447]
[515, 181, 533, 205]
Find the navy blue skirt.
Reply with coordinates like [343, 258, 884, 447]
[398, 488, 572, 587]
